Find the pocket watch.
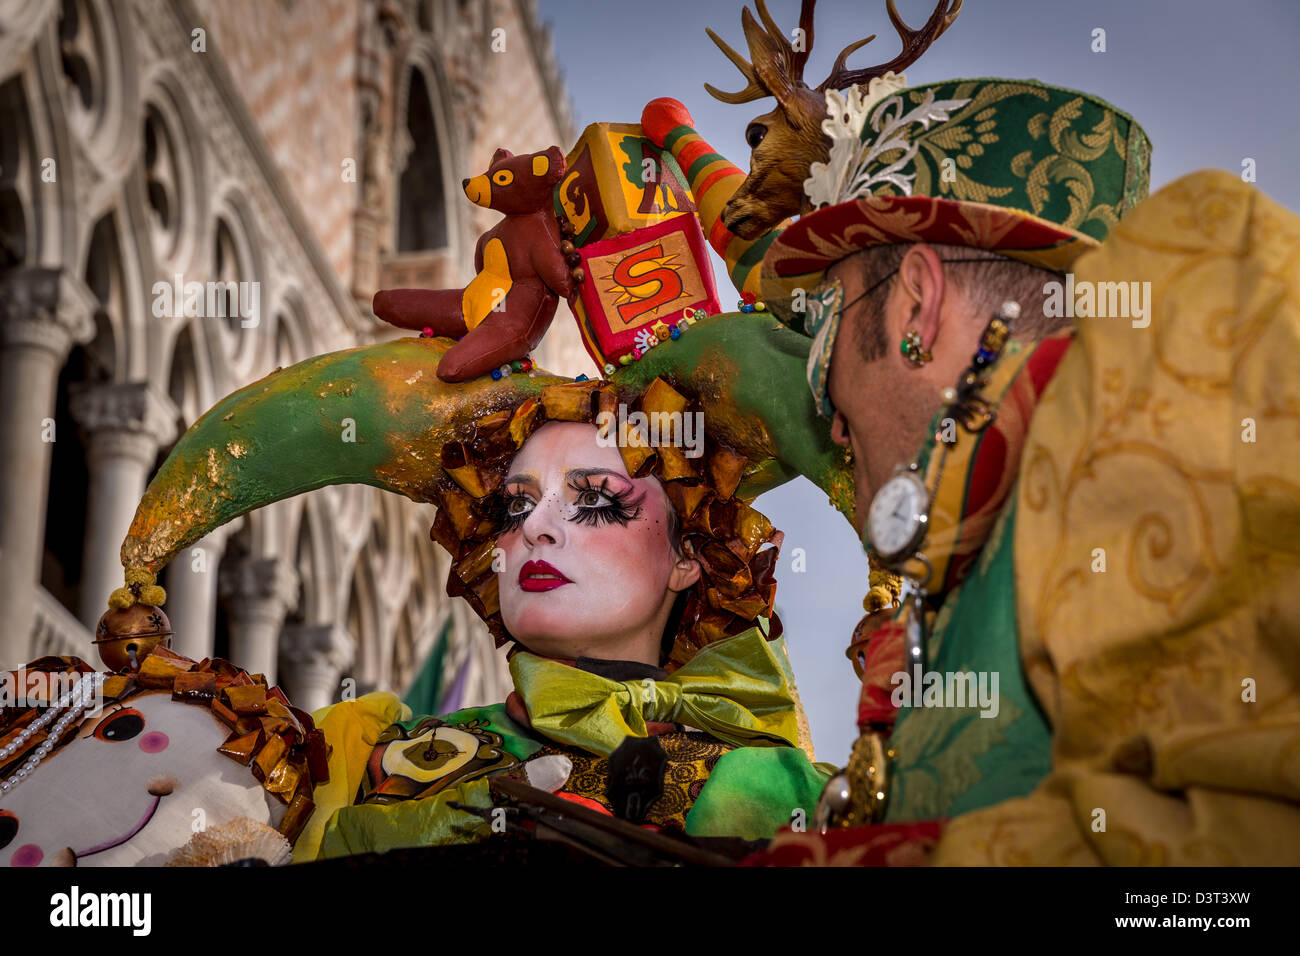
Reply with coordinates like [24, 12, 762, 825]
[866, 464, 929, 569]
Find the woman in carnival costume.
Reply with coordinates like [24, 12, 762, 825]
[102, 307, 859, 863]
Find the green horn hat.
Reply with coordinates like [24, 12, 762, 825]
[119, 312, 855, 583]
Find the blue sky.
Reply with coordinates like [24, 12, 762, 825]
[538, 0, 1300, 759]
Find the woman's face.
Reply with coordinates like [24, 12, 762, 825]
[495, 421, 699, 663]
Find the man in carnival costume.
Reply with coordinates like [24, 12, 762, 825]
[735, 72, 1300, 863]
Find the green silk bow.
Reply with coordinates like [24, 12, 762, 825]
[508, 626, 801, 757]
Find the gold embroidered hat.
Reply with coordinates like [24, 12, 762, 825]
[761, 76, 1152, 332]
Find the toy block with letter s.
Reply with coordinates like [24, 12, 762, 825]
[572, 212, 721, 371]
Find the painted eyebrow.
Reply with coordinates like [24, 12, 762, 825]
[503, 467, 631, 487]
[566, 468, 631, 484]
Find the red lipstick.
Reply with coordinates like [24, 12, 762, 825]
[518, 559, 572, 592]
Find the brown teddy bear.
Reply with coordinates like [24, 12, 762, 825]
[373, 146, 574, 382]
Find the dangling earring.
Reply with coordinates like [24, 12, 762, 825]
[900, 329, 932, 367]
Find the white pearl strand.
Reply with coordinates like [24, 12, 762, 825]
[0, 672, 103, 797]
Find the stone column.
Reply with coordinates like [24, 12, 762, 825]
[70, 382, 178, 631]
[219, 556, 299, 683]
[279, 623, 356, 713]
[0, 267, 96, 667]
[163, 529, 231, 661]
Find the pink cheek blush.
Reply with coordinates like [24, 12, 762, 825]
[139, 731, 169, 753]
[11, 844, 42, 866]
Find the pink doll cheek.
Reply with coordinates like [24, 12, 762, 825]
[139, 731, 169, 754]
[11, 844, 42, 866]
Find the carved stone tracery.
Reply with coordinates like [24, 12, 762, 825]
[1, 0, 569, 705]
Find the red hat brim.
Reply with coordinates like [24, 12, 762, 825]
[762, 195, 1098, 309]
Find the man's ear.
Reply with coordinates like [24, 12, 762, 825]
[668, 556, 701, 593]
[830, 409, 852, 448]
[896, 243, 946, 354]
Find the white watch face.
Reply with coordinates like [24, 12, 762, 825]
[867, 471, 928, 562]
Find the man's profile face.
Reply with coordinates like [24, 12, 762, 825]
[825, 256, 897, 528]
[824, 250, 949, 534]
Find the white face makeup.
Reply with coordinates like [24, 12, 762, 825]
[494, 421, 698, 664]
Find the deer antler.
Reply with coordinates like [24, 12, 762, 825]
[817, 0, 963, 92]
[705, 0, 817, 106]
[698, 0, 965, 239]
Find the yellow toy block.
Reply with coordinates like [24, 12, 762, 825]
[554, 123, 696, 247]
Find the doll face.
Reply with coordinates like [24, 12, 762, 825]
[0, 690, 282, 867]
[495, 421, 698, 662]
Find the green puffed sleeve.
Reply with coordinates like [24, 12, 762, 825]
[317, 776, 495, 858]
[684, 747, 832, 840]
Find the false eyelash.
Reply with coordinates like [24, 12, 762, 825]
[567, 477, 641, 528]
[493, 479, 643, 533]
[494, 489, 534, 533]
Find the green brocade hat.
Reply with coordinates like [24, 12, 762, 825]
[761, 76, 1152, 330]
[115, 313, 856, 668]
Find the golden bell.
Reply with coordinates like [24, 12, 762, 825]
[94, 604, 174, 672]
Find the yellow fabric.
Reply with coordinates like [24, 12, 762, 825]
[773, 634, 817, 761]
[461, 237, 513, 330]
[934, 170, 1300, 864]
[510, 627, 801, 757]
[292, 691, 410, 864]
